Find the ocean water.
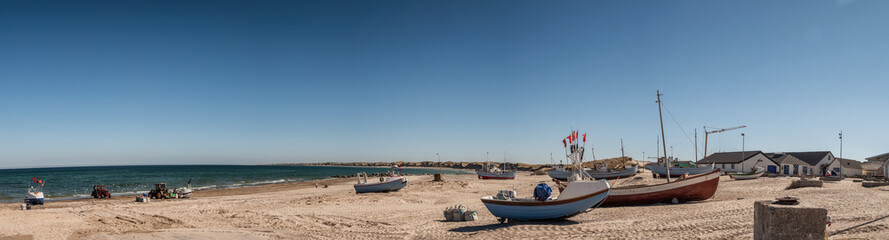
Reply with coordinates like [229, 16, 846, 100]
[0, 165, 470, 203]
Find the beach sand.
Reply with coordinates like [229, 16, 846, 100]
[2, 172, 889, 239]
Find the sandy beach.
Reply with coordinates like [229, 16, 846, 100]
[2, 172, 889, 240]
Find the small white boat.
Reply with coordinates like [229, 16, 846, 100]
[354, 166, 408, 193]
[481, 180, 610, 221]
[728, 167, 766, 180]
[25, 178, 45, 205]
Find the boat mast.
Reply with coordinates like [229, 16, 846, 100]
[657, 90, 671, 182]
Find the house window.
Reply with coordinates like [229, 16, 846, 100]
[783, 165, 789, 175]
[721, 164, 726, 169]
[803, 166, 808, 174]
[793, 165, 799, 175]
[731, 164, 735, 169]
[833, 167, 841, 174]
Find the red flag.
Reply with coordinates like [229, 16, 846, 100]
[38, 180, 43, 184]
[583, 133, 587, 142]
[568, 135, 573, 142]
[32, 177, 36, 183]
[562, 139, 567, 147]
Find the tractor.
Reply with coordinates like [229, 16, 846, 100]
[91, 185, 111, 198]
[148, 183, 170, 199]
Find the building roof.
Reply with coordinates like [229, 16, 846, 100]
[770, 154, 810, 166]
[837, 158, 862, 169]
[781, 151, 832, 166]
[697, 151, 773, 164]
[866, 152, 889, 162]
[861, 161, 884, 171]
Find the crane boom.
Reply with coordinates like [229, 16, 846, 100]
[703, 125, 746, 160]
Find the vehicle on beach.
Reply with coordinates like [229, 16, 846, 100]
[476, 152, 517, 180]
[482, 130, 611, 222]
[354, 166, 408, 193]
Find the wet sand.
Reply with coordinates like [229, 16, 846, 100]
[2, 172, 889, 239]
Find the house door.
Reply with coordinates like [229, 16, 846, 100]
[793, 165, 799, 175]
[783, 166, 789, 175]
[768, 165, 777, 173]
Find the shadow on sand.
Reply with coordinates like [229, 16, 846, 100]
[448, 219, 580, 233]
[830, 213, 889, 236]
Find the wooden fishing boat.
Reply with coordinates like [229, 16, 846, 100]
[729, 167, 765, 180]
[646, 164, 713, 177]
[354, 166, 408, 193]
[601, 168, 720, 206]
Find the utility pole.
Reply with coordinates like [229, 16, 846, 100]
[657, 90, 670, 182]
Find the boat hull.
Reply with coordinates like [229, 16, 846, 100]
[481, 182, 610, 220]
[588, 165, 638, 180]
[646, 165, 713, 177]
[354, 177, 408, 193]
[820, 176, 844, 182]
[477, 171, 516, 180]
[602, 169, 720, 206]
[25, 192, 44, 205]
[729, 171, 765, 180]
[546, 171, 572, 181]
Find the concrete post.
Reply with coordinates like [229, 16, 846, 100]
[754, 200, 827, 240]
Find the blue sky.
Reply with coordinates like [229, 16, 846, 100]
[1, 0, 887, 168]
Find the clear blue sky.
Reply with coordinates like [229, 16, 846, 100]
[1, 0, 887, 169]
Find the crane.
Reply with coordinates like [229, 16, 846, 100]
[704, 125, 746, 158]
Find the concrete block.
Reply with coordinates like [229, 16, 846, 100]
[754, 200, 827, 240]
[862, 181, 889, 188]
[788, 179, 822, 189]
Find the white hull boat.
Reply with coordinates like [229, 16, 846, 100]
[728, 167, 765, 180]
[481, 180, 610, 221]
[354, 168, 408, 193]
[25, 191, 44, 205]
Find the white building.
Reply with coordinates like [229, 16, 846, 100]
[767, 153, 814, 176]
[863, 152, 889, 177]
[827, 158, 863, 177]
[695, 151, 779, 173]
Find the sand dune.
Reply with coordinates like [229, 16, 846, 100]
[2, 172, 889, 239]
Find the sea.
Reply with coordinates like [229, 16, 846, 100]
[0, 165, 471, 203]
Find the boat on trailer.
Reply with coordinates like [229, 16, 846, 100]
[481, 130, 610, 222]
[354, 166, 408, 193]
[25, 178, 45, 205]
[729, 166, 766, 180]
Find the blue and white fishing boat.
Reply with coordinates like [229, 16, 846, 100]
[353, 166, 408, 193]
[587, 165, 638, 180]
[481, 130, 611, 222]
[25, 178, 45, 205]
